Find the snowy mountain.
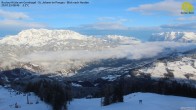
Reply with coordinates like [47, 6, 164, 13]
[0, 29, 140, 47]
[150, 32, 196, 43]
[0, 29, 196, 80]
[0, 29, 88, 46]
[0, 29, 141, 75]
[1, 29, 196, 110]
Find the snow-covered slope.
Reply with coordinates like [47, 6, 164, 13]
[2, 85, 195, 110]
[150, 32, 196, 43]
[69, 92, 196, 110]
[138, 56, 196, 80]
[0, 86, 51, 110]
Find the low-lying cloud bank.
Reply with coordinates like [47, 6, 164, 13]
[20, 42, 196, 62]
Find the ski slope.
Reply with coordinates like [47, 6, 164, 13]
[68, 92, 196, 110]
[1, 86, 196, 110]
[0, 86, 51, 110]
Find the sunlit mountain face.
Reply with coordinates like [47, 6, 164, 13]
[150, 32, 196, 43]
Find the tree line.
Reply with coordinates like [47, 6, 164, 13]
[25, 80, 72, 110]
[100, 72, 196, 106]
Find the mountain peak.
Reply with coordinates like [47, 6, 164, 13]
[150, 31, 196, 43]
[0, 29, 88, 46]
[18, 29, 81, 37]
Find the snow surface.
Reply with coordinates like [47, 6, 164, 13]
[101, 75, 121, 81]
[68, 92, 196, 110]
[139, 57, 196, 80]
[0, 86, 51, 110]
[0, 85, 196, 110]
[71, 83, 82, 87]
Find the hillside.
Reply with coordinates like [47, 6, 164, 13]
[68, 92, 196, 110]
[0, 86, 51, 110]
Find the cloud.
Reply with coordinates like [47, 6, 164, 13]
[0, 9, 29, 20]
[98, 17, 116, 21]
[98, 17, 128, 23]
[19, 42, 196, 66]
[0, 19, 46, 29]
[176, 16, 196, 21]
[80, 22, 128, 30]
[0, 19, 47, 37]
[160, 22, 196, 30]
[0, 10, 48, 37]
[84, 17, 129, 30]
[128, 0, 182, 16]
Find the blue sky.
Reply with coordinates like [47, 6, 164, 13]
[0, 0, 195, 40]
